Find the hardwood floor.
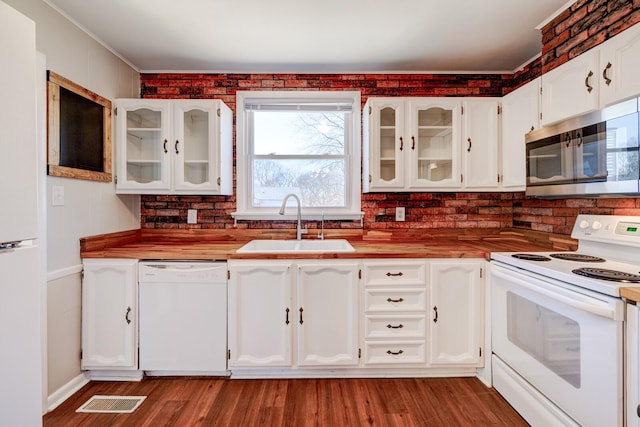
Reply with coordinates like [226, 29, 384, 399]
[43, 377, 527, 426]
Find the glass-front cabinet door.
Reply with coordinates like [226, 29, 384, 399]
[116, 99, 171, 192]
[173, 100, 218, 192]
[369, 99, 405, 189]
[407, 99, 460, 188]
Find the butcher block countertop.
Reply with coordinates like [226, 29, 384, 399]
[80, 228, 578, 261]
[621, 287, 640, 303]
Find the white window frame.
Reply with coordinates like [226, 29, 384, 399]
[233, 90, 362, 222]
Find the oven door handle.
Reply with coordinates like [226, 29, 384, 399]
[491, 265, 619, 320]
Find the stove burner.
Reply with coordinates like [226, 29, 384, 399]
[572, 267, 640, 283]
[511, 253, 551, 261]
[550, 253, 606, 263]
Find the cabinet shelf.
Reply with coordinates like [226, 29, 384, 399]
[127, 160, 161, 166]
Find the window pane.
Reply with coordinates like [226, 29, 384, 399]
[253, 111, 346, 155]
[252, 159, 346, 208]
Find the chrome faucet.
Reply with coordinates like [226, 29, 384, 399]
[279, 194, 308, 240]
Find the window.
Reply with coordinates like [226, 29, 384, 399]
[234, 91, 362, 221]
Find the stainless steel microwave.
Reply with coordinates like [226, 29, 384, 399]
[525, 98, 640, 197]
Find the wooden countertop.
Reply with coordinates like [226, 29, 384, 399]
[621, 287, 640, 303]
[80, 228, 577, 261]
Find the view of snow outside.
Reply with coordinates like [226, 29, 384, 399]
[252, 111, 347, 208]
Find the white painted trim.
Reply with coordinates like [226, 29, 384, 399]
[229, 368, 477, 379]
[47, 264, 83, 282]
[46, 373, 89, 413]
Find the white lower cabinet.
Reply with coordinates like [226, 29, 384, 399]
[81, 259, 139, 371]
[428, 260, 484, 367]
[227, 260, 359, 368]
[362, 260, 428, 365]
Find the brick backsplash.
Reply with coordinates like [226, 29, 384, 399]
[541, 0, 640, 73]
[138, 0, 640, 236]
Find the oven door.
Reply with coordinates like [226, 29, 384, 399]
[491, 262, 624, 427]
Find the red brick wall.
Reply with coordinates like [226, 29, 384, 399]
[541, 0, 640, 73]
[138, 0, 640, 235]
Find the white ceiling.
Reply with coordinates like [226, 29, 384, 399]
[45, 0, 571, 74]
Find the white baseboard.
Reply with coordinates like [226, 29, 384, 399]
[46, 373, 89, 413]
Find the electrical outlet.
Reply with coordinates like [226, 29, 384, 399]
[395, 206, 405, 222]
[187, 209, 197, 224]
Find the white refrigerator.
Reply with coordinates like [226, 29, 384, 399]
[0, 2, 43, 426]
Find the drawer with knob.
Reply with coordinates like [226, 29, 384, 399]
[365, 314, 426, 339]
[362, 260, 427, 287]
[363, 341, 426, 365]
[364, 288, 426, 313]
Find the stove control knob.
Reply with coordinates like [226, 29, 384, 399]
[579, 219, 590, 229]
[592, 221, 602, 230]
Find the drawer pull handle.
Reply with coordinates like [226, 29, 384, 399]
[387, 297, 404, 303]
[585, 70, 594, 93]
[603, 62, 612, 86]
[433, 306, 438, 323]
[163, 139, 168, 154]
[299, 307, 304, 325]
[386, 350, 404, 356]
[285, 307, 290, 325]
[386, 324, 404, 329]
[386, 272, 403, 277]
[125, 307, 132, 325]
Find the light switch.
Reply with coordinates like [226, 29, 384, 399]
[395, 206, 405, 221]
[52, 185, 65, 206]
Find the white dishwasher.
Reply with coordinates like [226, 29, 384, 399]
[139, 261, 228, 375]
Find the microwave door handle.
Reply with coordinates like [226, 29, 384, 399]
[492, 266, 618, 320]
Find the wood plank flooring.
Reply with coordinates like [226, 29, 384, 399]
[43, 377, 528, 426]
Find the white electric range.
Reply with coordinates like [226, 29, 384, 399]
[490, 214, 640, 427]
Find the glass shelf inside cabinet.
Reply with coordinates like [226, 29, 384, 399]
[416, 107, 453, 182]
[182, 109, 210, 185]
[126, 108, 164, 184]
[378, 107, 398, 182]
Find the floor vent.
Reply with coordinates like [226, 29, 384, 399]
[76, 395, 147, 414]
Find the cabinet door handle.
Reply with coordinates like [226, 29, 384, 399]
[433, 306, 438, 323]
[285, 307, 290, 325]
[399, 136, 404, 151]
[125, 306, 132, 325]
[603, 62, 612, 86]
[175, 139, 180, 154]
[163, 139, 168, 154]
[411, 136, 415, 150]
[386, 297, 404, 303]
[585, 70, 594, 93]
[564, 132, 572, 148]
[299, 307, 304, 324]
[386, 272, 403, 277]
[576, 131, 583, 147]
[386, 324, 404, 329]
[467, 138, 472, 152]
[386, 349, 404, 355]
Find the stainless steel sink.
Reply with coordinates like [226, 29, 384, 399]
[236, 239, 355, 253]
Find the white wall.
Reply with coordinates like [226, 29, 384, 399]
[4, 0, 141, 411]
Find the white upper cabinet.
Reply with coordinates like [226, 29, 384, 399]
[407, 98, 461, 189]
[462, 99, 500, 189]
[365, 97, 503, 192]
[541, 23, 640, 125]
[599, 22, 640, 107]
[363, 98, 406, 190]
[541, 50, 600, 126]
[115, 99, 232, 195]
[500, 78, 540, 190]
